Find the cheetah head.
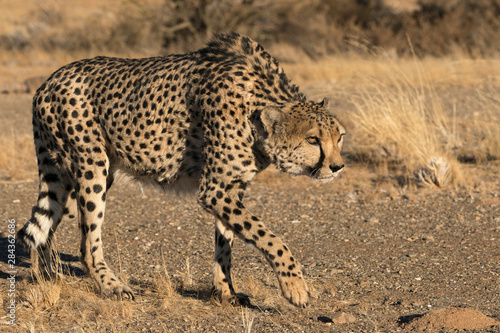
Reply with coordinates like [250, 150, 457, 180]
[261, 98, 345, 183]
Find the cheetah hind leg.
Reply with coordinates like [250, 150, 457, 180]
[212, 219, 250, 306]
[33, 180, 77, 278]
[17, 156, 73, 278]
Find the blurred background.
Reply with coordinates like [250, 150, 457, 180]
[1, 0, 500, 60]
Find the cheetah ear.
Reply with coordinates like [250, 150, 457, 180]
[261, 106, 285, 134]
[319, 97, 330, 110]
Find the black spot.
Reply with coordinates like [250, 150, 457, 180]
[258, 230, 266, 237]
[87, 201, 96, 212]
[244, 222, 252, 230]
[277, 249, 283, 257]
[90, 224, 97, 232]
[93, 184, 103, 193]
[84, 171, 93, 180]
[233, 224, 243, 232]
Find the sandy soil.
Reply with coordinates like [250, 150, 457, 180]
[0, 83, 499, 332]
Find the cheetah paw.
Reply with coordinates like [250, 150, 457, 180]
[224, 293, 251, 307]
[278, 275, 309, 308]
[212, 288, 251, 307]
[102, 283, 135, 300]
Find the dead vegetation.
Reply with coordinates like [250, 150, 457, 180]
[2, 0, 500, 58]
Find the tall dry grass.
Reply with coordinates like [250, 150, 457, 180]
[345, 54, 499, 187]
[284, 57, 500, 88]
[460, 87, 500, 163]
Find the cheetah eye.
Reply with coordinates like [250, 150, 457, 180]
[306, 137, 319, 145]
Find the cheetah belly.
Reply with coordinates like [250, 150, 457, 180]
[104, 111, 203, 188]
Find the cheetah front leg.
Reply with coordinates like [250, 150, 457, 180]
[73, 152, 134, 300]
[200, 183, 309, 308]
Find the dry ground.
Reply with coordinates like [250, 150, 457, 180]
[0, 67, 499, 332]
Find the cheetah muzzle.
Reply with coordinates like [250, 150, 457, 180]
[17, 33, 345, 308]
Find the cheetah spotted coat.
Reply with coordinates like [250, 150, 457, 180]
[17, 33, 345, 307]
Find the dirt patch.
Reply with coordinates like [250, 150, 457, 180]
[402, 307, 500, 330]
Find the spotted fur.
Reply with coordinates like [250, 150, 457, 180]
[17, 33, 345, 307]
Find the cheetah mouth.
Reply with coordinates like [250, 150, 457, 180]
[314, 171, 343, 183]
[306, 166, 342, 183]
[315, 175, 337, 183]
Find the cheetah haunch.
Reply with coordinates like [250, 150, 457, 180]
[17, 33, 345, 307]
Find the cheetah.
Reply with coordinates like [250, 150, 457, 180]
[17, 33, 345, 307]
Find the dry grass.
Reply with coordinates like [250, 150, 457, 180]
[346, 55, 473, 187]
[241, 307, 256, 333]
[283, 56, 500, 88]
[0, 133, 37, 182]
[459, 87, 500, 163]
[16, 278, 136, 331]
[11, 248, 174, 332]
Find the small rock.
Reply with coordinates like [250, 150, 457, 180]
[332, 312, 356, 324]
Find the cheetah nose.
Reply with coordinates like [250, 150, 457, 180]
[330, 164, 344, 173]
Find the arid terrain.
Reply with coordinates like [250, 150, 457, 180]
[1, 0, 500, 332]
[1, 80, 499, 333]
